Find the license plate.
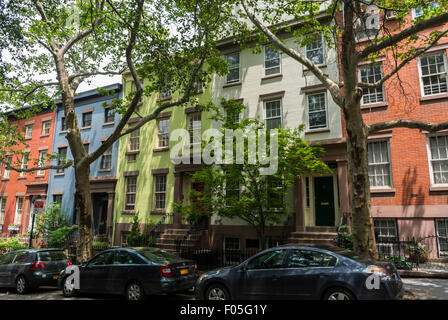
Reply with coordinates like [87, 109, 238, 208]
[180, 269, 189, 275]
[53, 275, 59, 280]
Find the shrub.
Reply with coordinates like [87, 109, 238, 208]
[92, 241, 110, 250]
[0, 236, 28, 255]
[46, 226, 77, 248]
[382, 255, 413, 270]
[335, 225, 353, 250]
[125, 215, 156, 247]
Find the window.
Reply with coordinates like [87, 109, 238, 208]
[61, 117, 66, 131]
[129, 128, 140, 152]
[88, 251, 114, 266]
[131, 80, 143, 92]
[0, 252, 14, 265]
[412, 2, 439, 18]
[356, 6, 380, 40]
[37, 151, 47, 176]
[20, 154, 29, 177]
[307, 92, 327, 130]
[246, 249, 287, 270]
[0, 197, 7, 225]
[125, 176, 137, 211]
[264, 46, 281, 76]
[223, 237, 240, 265]
[100, 146, 112, 170]
[225, 172, 240, 206]
[160, 87, 172, 99]
[25, 125, 33, 139]
[246, 239, 260, 249]
[188, 113, 201, 145]
[14, 197, 24, 225]
[368, 140, 392, 188]
[264, 100, 282, 130]
[286, 250, 337, 268]
[3, 155, 12, 179]
[359, 64, 384, 104]
[83, 144, 89, 155]
[13, 252, 31, 264]
[428, 135, 448, 185]
[306, 33, 324, 65]
[225, 108, 240, 124]
[419, 53, 447, 96]
[121, 231, 130, 247]
[53, 195, 62, 206]
[436, 219, 448, 256]
[82, 112, 92, 127]
[374, 219, 399, 256]
[226, 52, 240, 83]
[157, 119, 170, 148]
[114, 250, 145, 265]
[42, 121, 51, 136]
[154, 175, 167, 210]
[104, 108, 114, 123]
[56, 147, 67, 174]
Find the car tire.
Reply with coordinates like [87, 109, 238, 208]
[16, 276, 29, 294]
[323, 287, 355, 300]
[62, 276, 76, 298]
[205, 283, 230, 300]
[126, 281, 145, 301]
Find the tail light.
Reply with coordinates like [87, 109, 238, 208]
[30, 262, 46, 270]
[363, 265, 389, 279]
[160, 265, 173, 278]
[194, 262, 198, 273]
[66, 260, 72, 267]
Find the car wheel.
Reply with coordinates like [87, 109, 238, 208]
[323, 288, 355, 300]
[205, 284, 230, 300]
[126, 281, 145, 301]
[16, 276, 29, 294]
[62, 276, 76, 298]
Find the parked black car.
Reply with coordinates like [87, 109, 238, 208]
[58, 247, 198, 300]
[0, 249, 70, 294]
[195, 245, 404, 300]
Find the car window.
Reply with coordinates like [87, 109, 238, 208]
[286, 250, 337, 268]
[0, 253, 14, 265]
[13, 252, 31, 264]
[113, 251, 146, 265]
[137, 249, 181, 264]
[88, 251, 114, 266]
[38, 251, 67, 261]
[246, 250, 287, 270]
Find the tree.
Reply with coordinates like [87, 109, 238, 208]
[0, 0, 228, 261]
[221, 0, 448, 258]
[177, 99, 330, 249]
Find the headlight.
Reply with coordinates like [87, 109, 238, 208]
[363, 265, 389, 279]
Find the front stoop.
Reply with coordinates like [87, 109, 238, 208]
[155, 227, 201, 254]
[287, 226, 338, 246]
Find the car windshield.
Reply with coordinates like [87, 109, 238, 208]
[38, 251, 67, 261]
[318, 246, 361, 260]
[137, 249, 181, 264]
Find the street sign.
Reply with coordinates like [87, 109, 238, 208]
[33, 200, 44, 215]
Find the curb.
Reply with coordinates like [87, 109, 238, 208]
[399, 269, 448, 279]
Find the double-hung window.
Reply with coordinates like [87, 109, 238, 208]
[359, 64, 385, 105]
[100, 146, 112, 170]
[226, 52, 240, 83]
[419, 53, 447, 96]
[37, 151, 47, 176]
[0, 197, 7, 225]
[82, 112, 92, 127]
[154, 175, 167, 210]
[20, 154, 29, 177]
[56, 147, 67, 174]
[3, 155, 12, 179]
[264, 100, 282, 130]
[160, 87, 172, 99]
[61, 117, 66, 131]
[25, 125, 33, 139]
[428, 135, 448, 185]
[14, 197, 24, 225]
[157, 119, 170, 148]
[264, 46, 281, 76]
[374, 218, 399, 256]
[42, 121, 51, 136]
[436, 219, 448, 256]
[188, 114, 201, 145]
[104, 108, 115, 123]
[368, 140, 392, 188]
[125, 176, 137, 211]
[306, 33, 324, 65]
[307, 92, 327, 130]
[129, 128, 140, 152]
[412, 2, 439, 19]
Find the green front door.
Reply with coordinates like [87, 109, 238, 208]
[314, 176, 335, 226]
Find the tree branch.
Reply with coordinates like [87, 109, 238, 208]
[0, 160, 73, 173]
[368, 120, 448, 134]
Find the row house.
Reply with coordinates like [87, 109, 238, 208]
[0, 106, 56, 236]
[352, 7, 448, 259]
[47, 83, 122, 242]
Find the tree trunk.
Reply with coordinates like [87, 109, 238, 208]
[74, 165, 93, 263]
[343, 101, 378, 260]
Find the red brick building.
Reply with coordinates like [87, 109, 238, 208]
[346, 10, 448, 259]
[0, 107, 56, 236]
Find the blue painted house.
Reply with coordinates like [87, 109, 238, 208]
[47, 83, 122, 242]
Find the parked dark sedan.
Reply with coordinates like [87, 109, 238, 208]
[0, 249, 70, 294]
[195, 245, 404, 300]
[58, 247, 198, 300]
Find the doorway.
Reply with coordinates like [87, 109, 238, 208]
[314, 176, 335, 226]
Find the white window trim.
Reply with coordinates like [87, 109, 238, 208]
[435, 218, 448, 257]
[226, 52, 241, 84]
[426, 133, 448, 187]
[157, 119, 170, 148]
[188, 113, 202, 146]
[368, 139, 394, 189]
[153, 174, 167, 210]
[305, 32, 326, 66]
[42, 121, 51, 135]
[20, 154, 29, 177]
[264, 46, 282, 76]
[412, 2, 440, 19]
[14, 197, 24, 225]
[358, 63, 385, 105]
[307, 92, 329, 131]
[0, 197, 7, 225]
[37, 151, 47, 176]
[417, 52, 448, 97]
[263, 99, 283, 129]
[3, 156, 12, 179]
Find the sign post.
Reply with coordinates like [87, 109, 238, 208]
[29, 200, 44, 248]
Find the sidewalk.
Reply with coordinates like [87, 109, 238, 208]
[399, 262, 448, 279]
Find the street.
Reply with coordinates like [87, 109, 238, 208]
[0, 279, 447, 300]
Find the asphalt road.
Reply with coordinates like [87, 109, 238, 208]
[0, 278, 447, 300]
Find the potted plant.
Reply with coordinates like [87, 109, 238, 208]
[406, 241, 429, 264]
